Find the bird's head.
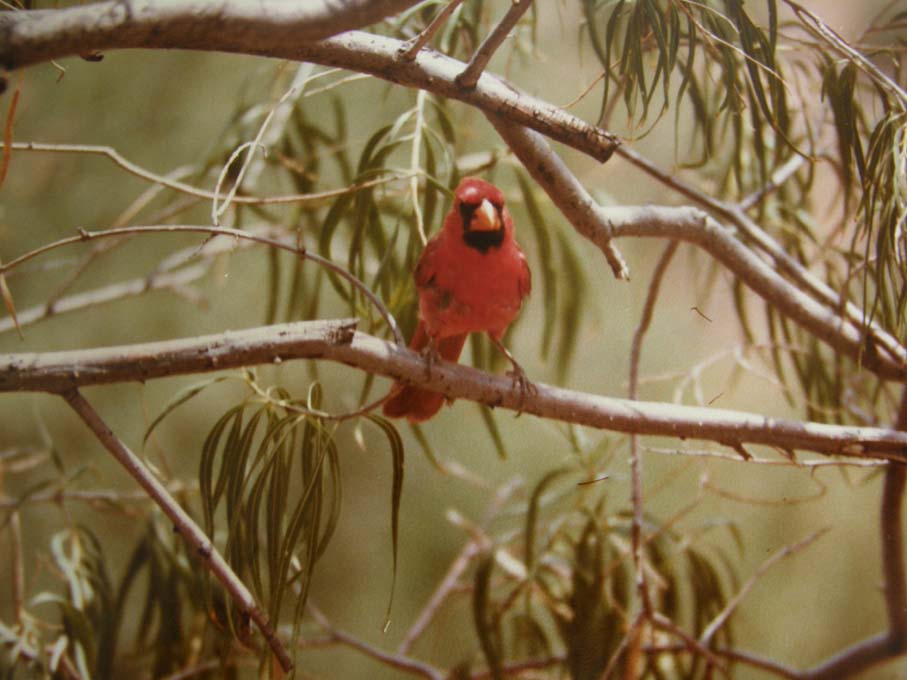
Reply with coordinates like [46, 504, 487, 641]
[453, 178, 508, 253]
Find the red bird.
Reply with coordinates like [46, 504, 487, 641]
[383, 177, 532, 422]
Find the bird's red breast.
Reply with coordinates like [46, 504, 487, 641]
[383, 177, 531, 422]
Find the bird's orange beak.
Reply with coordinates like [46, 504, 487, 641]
[470, 199, 501, 232]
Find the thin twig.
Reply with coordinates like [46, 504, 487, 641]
[612, 241, 680, 677]
[306, 605, 444, 680]
[456, 0, 533, 89]
[11, 142, 407, 207]
[398, 539, 484, 655]
[61, 388, 293, 673]
[399, 0, 466, 61]
[410, 89, 427, 244]
[699, 529, 829, 646]
[0, 483, 194, 510]
[1, 261, 203, 336]
[242, 62, 314, 189]
[628, 242, 679, 623]
[629, 242, 678, 400]
[651, 612, 729, 676]
[212, 68, 317, 224]
[396, 479, 518, 655]
[0, 223, 292, 336]
[703, 474, 827, 507]
[0, 74, 20, 190]
[9, 511, 24, 624]
[665, 646, 800, 679]
[0, 223, 404, 345]
[643, 445, 887, 468]
[738, 152, 809, 211]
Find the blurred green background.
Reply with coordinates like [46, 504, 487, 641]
[1, 1, 903, 678]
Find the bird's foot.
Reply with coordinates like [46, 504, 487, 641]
[420, 340, 442, 381]
[488, 335, 536, 415]
[506, 362, 538, 415]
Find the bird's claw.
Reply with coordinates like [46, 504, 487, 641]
[506, 363, 537, 416]
[488, 335, 535, 416]
[420, 342, 442, 380]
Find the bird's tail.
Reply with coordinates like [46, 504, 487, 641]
[382, 322, 467, 422]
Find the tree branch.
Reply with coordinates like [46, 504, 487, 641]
[601, 204, 907, 379]
[0, 260, 208, 335]
[61, 387, 293, 672]
[455, 0, 533, 89]
[396, 478, 517, 656]
[306, 605, 444, 680]
[1, 22, 619, 163]
[3, 319, 907, 460]
[0, 0, 422, 68]
[10, 142, 406, 207]
[628, 241, 679, 620]
[486, 113, 629, 280]
[398, 0, 465, 61]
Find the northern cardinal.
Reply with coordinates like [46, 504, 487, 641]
[383, 177, 532, 422]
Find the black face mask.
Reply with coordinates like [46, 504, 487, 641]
[459, 202, 505, 253]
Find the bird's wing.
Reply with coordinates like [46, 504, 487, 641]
[414, 235, 443, 289]
[518, 248, 532, 298]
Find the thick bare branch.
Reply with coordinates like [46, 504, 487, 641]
[1, 24, 619, 163]
[3, 319, 907, 460]
[1, 318, 358, 390]
[0, 0, 421, 68]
